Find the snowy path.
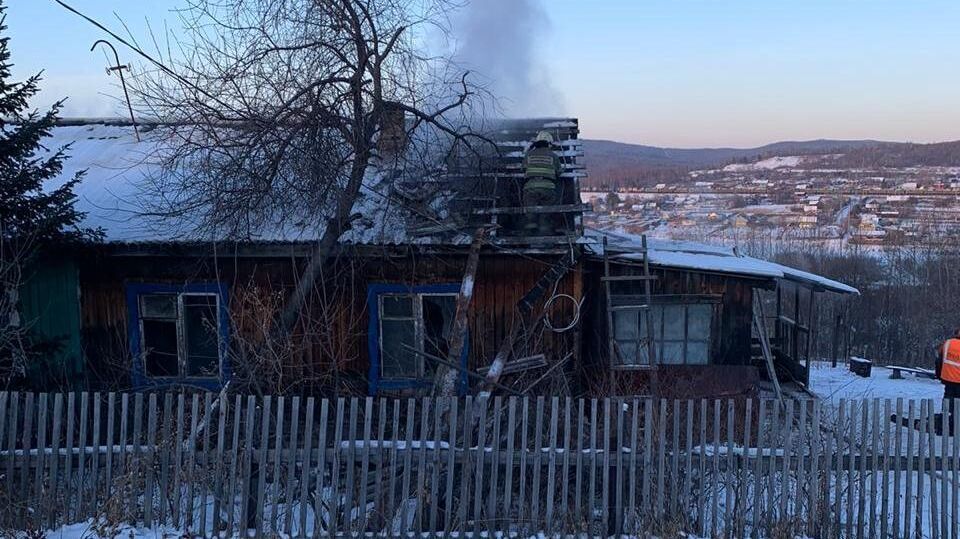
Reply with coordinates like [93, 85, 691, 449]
[809, 361, 944, 404]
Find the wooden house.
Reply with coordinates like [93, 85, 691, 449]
[19, 119, 857, 398]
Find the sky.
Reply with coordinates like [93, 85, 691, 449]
[6, 0, 960, 148]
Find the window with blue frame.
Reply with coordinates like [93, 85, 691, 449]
[367, 284, 466, 394]
[127, 283, 229, 388]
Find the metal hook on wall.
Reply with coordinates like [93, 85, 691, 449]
[91, 39, 140, 142]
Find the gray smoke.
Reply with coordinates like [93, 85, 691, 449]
[453, 0, 564, 117]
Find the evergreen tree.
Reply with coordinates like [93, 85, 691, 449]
[0, 6, 101, 248]
[0, 0, 101, 383]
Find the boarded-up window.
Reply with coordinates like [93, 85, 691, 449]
[613, 302, 714, 366]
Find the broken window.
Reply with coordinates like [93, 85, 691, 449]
[140, 294, 179, 377]
[377, 292, 457, 384]
[183, 294, 221, 377]
[613, 302, 714, 366]
[137, 291, 224, 380]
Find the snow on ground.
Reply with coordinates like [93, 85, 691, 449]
[40, 520, 184, 538]
[734, 203, 796, 215]
[38, 520, 710, 539]
[722, 155, 804, 172]
[808, 360, 944, 405]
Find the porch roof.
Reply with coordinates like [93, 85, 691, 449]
[584, 229, 859, 295]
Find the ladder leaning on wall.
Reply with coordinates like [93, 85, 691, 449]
[603, 234, 659, 393]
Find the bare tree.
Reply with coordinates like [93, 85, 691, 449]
[104, 0, 490, 335]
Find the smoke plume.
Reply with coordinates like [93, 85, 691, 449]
[453, 0, 564, 117]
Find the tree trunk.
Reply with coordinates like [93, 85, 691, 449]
[280, 154, 370, 333]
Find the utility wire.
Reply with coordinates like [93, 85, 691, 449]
[53, 0, 246, 119]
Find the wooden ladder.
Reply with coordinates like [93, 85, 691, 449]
[603, 234, 658, 373]
[753, 293, 784, 404]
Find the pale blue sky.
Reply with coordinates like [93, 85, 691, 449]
[7, 0, 960, 147]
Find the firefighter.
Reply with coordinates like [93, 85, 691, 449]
[522, 131, 561, 235]
[936, 328, 960, 435]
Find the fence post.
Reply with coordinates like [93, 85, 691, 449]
[296, 396, 313, 537]
[144, 394, 157, 528]
[183, 394, 198, 533]
[806, 399, 819, 537]
[199, 392, 213, 537]
[472, 395, 489, 536]
[283, 396, 300, 537]
[269, 396, 286, 535]
[457, 396, 474, 537]
[314, 398, 332, 538]
[415, 397, 430, 534]
[253, 396, 272, 538]
[94, 393, 107, 510]
[669, 399, 680, 523]
[601, 398, 612, 535]
[655, 398, 666, 521]
[34, 393, 47, 523]
[444, 398, 459, 533]
[486, 396, 504, 536]
[48, 393, 63, 530]
[869, 398, 880, 539]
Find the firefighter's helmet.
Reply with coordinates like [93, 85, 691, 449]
[535, 131, 554, 144]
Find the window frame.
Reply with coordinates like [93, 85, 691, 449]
[367, 283, 468, 395]
[611, 296, 718, 368]
[127, 282, 230, 389]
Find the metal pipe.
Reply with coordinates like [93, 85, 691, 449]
[91, 39, 140, 141]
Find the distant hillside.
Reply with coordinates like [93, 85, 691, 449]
[583, 139, 880, 169]
[581, 139, 884, 188]
[582, 138, 960, 188]
[826, 140, 960, 168]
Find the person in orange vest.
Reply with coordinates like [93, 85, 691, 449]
[935, 328, 960, 435]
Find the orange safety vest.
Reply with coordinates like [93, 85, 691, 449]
[941, 338, 960, 383]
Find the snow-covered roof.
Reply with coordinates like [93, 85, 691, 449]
[584, 229, 859, 295]
[43, 119, 581, 247]
[41, 123, 453, 245]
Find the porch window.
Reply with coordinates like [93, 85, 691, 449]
[128, 283, 228, 387]
[367, 284, 465, 393]
[613, 302, 714, 366]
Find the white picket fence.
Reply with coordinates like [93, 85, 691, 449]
[0, 392, 958, 538]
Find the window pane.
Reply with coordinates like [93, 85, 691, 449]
[381, 319, 418, 378]
[183, 295, 220, 377]
[687, 304, 712, 338]
[143, 319, 179, 377]
[662, 305, 685, 340]
[637, 343, 659, 365]
[687, 342, 710, 365]
[381, 295, 414, 318]
[615, 340, 638, 365]
[638, 309, 661, 340]
[422, 295, 456, 371]
[613, 310, 638, 340]
[140, 294, 177, 319]
[661, 342, 685, 365]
